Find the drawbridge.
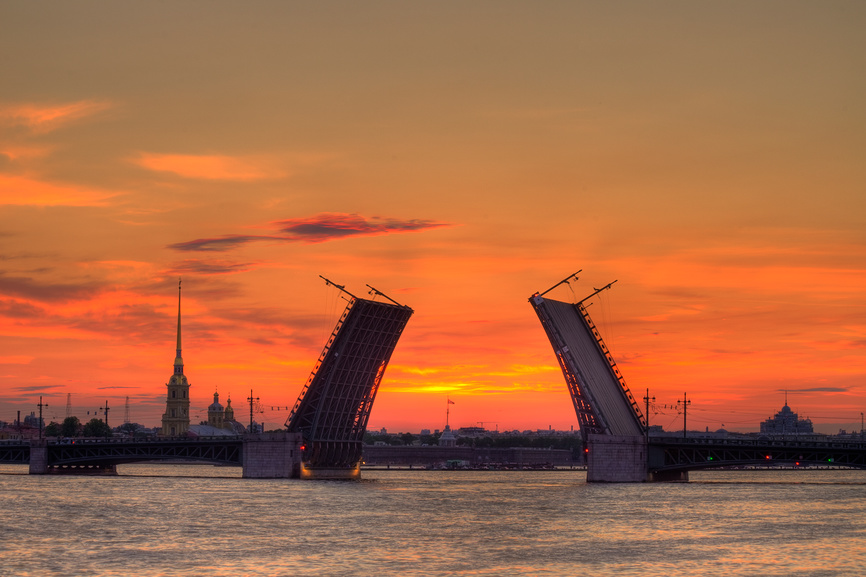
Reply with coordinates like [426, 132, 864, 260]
[287, 278, 413, 478]
[530, 273, 645, 438]
[530, 272, 651, 481]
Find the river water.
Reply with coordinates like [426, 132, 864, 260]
[1, 464, 864, 576]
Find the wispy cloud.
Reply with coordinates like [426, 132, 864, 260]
[0, 298, 44, 319]
[0, 174, 118, 207]
[166, 259, 259, 275]
[778, 387, 850, 393]
[133, 152, 287, 181]
[169, 213, 451, 252]
[96, 386, 140, 390]
[0, 145, 53, 161]
[0, 356, 34, 365]
[10, 385, 63, 393]
[273, 213, 449, 241]
[0, 100, 112, 133]
[0, 273, 99, 303]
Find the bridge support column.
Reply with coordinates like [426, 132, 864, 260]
[242, 432, 303, 478]
[586, 434, 648, 482]
[29, 440, 48, 475]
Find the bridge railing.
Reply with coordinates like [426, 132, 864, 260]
[651, 436, 866, 450]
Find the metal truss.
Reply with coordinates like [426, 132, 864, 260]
[288, 297, 413, 469]
[0, 442, 29, 463]
[553, 347, 605, 435]
[46, 438, 242, 467]
[650, 437, 866, 474]
[576, 302, 646, 430]
[530, 296, 607, 435]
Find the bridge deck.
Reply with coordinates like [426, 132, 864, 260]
[288, 296, 413, 470]
[531, 295, 643, 437]
[650, 437, 866, 473]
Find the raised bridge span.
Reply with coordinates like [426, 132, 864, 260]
[2, 280, 411, 480]
[285, 283, 413, 479]
[530, 274, 866, 482]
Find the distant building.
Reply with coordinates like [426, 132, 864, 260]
[456, 426, 485, 436]
[207, 391, 224, 429]
[189, 391, 245, 437]
[23, 411, 43, 429]
[760, 403, 813, 435]
[161, 281, 191, 436]
[438, 425, 457, 447]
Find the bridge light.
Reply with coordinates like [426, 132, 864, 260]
[795, 462, 800, 466]
[765, 455, 771, 460]
[707, 456, 713, 461]
[828, 457, 834, 463]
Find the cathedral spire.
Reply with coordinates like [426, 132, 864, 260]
[174, 279, 183, 375]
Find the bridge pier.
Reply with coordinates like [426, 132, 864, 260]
[586, 434, 648, 482]
[28, 440, 48, 475]
[242, 432, 303, 478]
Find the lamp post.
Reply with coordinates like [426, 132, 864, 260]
[37, 396, 48, 440]
[678, 392, 691, 439]
[643, 388, 655, 443]
[247, 389, 260, 433]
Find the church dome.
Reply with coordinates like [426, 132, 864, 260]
[208, 391, 223, 412]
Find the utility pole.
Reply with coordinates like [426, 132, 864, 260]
[247, 389, 259, 433]
[37, 396, 48, 440]
[678, 392, 691, 439]
[100, 400, 110, 430]
[643, 388, 655, 443]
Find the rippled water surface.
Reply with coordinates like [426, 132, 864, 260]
[1, 465, 865, 576]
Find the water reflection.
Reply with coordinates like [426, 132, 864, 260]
[1, 467, 864, 576]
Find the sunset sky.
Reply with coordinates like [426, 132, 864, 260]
[1, 2, 864, 434]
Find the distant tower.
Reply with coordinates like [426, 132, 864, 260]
[207, 390, 225, 429]
[124, 396, 131, 424]
[66, 393, 72, 419]
[224, 395, 235, 422]
[161, 280, 191, 436]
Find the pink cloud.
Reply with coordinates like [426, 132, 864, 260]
[168, 213, 451, 252]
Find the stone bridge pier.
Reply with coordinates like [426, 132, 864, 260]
[242, 432, 303, 478]
[586, 434, 648, 482]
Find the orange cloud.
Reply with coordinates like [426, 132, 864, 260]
[0, 356, 34, 365]
[0, 174, 117, 206]
[0, 100, 112, 132]
[134, 152, 286, 181]
[0, 145, 53, 161]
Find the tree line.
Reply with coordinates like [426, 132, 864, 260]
[43, 416, 113, 437]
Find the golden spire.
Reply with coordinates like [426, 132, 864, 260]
[174, 279, 183, 374]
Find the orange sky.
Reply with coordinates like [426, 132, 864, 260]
[1, 2, 864, 434]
